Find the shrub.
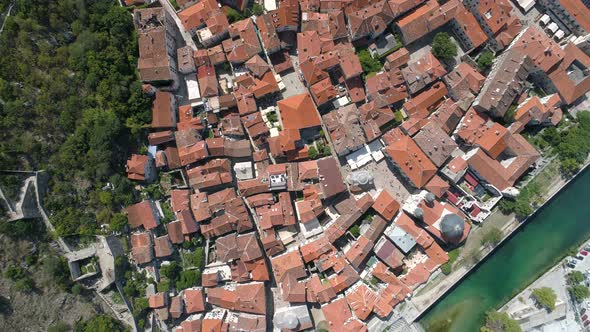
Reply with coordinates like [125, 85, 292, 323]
[48, 322, 70, 332]
[71, 283, 83, 295]
[531, 287, 556, 311]
[14, 277, 35, 293]
[4, 265, 26, 281]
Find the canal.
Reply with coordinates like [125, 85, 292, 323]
[420, 167, 590, 331]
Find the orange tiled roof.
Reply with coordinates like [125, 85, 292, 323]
[384, 134, 437, 188]
[278, 93, 321, 131]
[372, 190, 400, 221]
[345, 284, 377, 321]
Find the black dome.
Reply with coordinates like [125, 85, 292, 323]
[440, 213, 464, 240]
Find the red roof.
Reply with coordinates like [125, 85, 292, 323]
[384, 135, 437, 188]
[126, 200, 159, 230]
[183, 288, 205, 313]
[372, 190, 400, 221]
[278, 93, 321, 131]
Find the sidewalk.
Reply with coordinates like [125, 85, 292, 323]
[405, 160, 590, 323]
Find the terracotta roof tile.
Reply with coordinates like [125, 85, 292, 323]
[384, 134, 437, 188]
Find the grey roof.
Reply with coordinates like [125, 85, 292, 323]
[440, 213, 464, 240]
[385, 225, 417, 254]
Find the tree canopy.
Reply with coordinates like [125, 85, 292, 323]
[477, 51, 495, 71]
[432, 32, 458, 61]
[357, 48, 382, 77]
[570, 284, 590, 302]
[0, 0, 148, 238]
[75, 314, 124, 332]
[531, 287, 556, 311]
[568, 271, 585, 285]
[480, 311, 522, 332]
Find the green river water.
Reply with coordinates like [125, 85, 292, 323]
[420, 167, 590, 331]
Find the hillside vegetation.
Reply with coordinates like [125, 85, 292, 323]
[0, 0, 149, 237]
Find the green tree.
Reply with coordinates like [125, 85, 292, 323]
[43, 255, 71, 289]
[357, 48, 382, 76]
[541, 127, 561, 146]
[477, 50, 495, 70]
[176, 270, 201, 290]
[513, 199, 533, 219]
[225, 8, 244, 23]
[481, 226, 503, 247]
[481, 310, 522, 332]
[80, 314, 124, 332]
[349, 224, 361, 237]
[252, 3, 264, 15]
[109, 213, 128, 233]
[308, 146, 319, 159]
[431, 32, 458, 61]
[133, 297, 149, 317]
[570, 284, 590, 302]
[531, 287, 557, 311]
[161, 261, 180, 278]
[568, 271, 585, 285]
[157, 279, 170, 292]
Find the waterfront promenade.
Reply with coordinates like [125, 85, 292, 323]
[408, 160, 590, 327]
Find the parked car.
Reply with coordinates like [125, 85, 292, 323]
[585, 244, 590, 251]
[581, 250, 589, 256]
[577, 254, 585, 260]
[568, 258, 578, 268]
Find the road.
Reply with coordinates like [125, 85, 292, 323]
[0, 0, 15, 35]
[158, 0, 198, 50]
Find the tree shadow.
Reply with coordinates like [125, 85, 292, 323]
[0, 295, 12, 316]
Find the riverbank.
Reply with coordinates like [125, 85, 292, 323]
[418, 159, 590, 331]
[400, 159, 574, 323]
[499, 255, 579, 331]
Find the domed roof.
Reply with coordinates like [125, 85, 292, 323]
[425, 192, 436, 204]
[274, 311, 299, 329]
[414, 207, 424, 220]
[440, 213, 464, 240]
